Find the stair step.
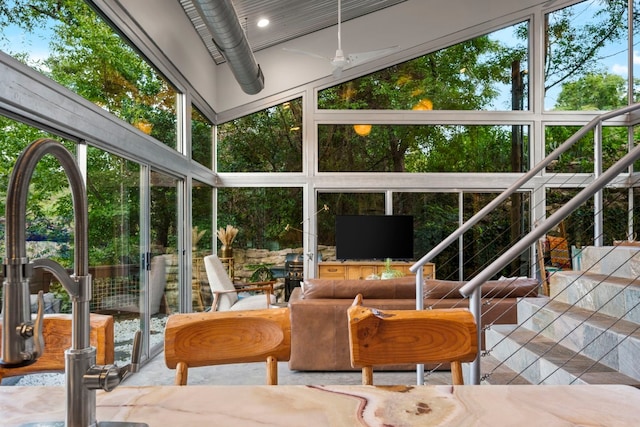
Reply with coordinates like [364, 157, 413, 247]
[548, 271, 640, 324]
[485, 324, 640, 386]
[480, 354, 532, 385]
[578, 245, 640, 280]
[517, 297, 640, 382]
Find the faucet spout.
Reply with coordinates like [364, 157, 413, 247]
[2, 138, 89, 365]
[1, 139, 145, 427]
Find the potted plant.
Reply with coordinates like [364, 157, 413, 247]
[216, 224, 238, 258]
[246, 262, 275, 283]
[380, 258, 404, 280]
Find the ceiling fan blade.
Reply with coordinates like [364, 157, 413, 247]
[282, 47, 330, 62]
[347, 46, 399, 67]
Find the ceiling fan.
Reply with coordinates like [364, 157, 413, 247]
[283, 0, 398, 78]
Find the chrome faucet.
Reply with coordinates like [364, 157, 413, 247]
[1, 138, 146, 427]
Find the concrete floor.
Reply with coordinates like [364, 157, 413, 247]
[122, 351, 453, 387]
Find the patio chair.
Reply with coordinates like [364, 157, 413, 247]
[548, 235, 572, 269]
[347, 294, 477, 385]
[164, 308, 291, 385]
[203, 254, 276, 311]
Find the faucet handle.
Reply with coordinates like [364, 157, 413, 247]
[114, 329, 142, 385]
[130, 329, 142, 373]
[85, 330, 143, 391]
[17, 290, 45, 361]
[31, 290, 45, 359]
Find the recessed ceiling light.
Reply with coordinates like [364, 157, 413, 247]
[257, 18, 270, 28]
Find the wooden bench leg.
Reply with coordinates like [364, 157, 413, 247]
[451, 361, 464, 385]
[266, 356, 278, 385]
[362, 366, 373, 385]
[176, 361, 188, 385]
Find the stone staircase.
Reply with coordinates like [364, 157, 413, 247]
[483, 245, 640, 386]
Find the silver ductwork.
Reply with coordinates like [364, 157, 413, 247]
[192, 0, 264, 95]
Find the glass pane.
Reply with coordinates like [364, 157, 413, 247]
[217, 98, 303, 172]
[192, 106, 213, 169]
[545, 126, 629, 173]
[393, 192, 459, 280]
[603, 188, 629, 244]
[547, 187, 628, 247]
[319, 124, 529, 172]
[545, 1, 631, 110]
[318, 21, 528, 111]
[463, 192, 530, 280]
[0, 122, 76, 313]
[545, 188, 595, 249]
[150, 171, 181, 314]
[316, 193, 385, 261]
[86, 147, 142, 363]
[0, 0, 180, 149]
[192, 179, 213, 310]
[216, 187, 303, 299]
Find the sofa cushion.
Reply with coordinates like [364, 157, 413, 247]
[423, 277, 539, 299]
[302, 277, 416, 299]
[303, 276, 539, 300]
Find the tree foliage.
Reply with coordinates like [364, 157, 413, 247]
[544, 0, 633, 94]
[0, 0, 174, 265]
[218, 98, 303, 172]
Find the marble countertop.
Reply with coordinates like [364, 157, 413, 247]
[2, 384, 639, 426]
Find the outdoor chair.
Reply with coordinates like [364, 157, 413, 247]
[204, 254, 276, 311]
[547, 235, 572, 269]
[347, 293, 477, 385]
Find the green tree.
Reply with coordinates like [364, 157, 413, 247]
[218, 98, 303, 172]
[556, 72, 627, 110]
[0, 0, 174, 264]
[547, 72, 630, 173]
[544, 0, 632, 96]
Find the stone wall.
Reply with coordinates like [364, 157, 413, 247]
[163, 246, 335, 311]
[225, 245, 336, 281]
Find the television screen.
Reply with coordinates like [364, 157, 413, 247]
[335, 215, 414, 260]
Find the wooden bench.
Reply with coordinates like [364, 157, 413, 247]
[0, 313, 114, 382]
[347, 294, 477, 385]
[164, 308, 291, 385]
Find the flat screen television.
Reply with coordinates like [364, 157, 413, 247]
[335, 215, 414, 260]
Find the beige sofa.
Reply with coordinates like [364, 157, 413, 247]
[288, 276, 539, 371]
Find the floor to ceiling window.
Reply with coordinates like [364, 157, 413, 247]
[192, 106, 213, 169]
[192, 178, 213, 309]
[0, 0, 192, 367]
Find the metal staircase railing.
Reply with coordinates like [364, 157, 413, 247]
[486, 246, 640, 386]
[410, 102, 640, 385]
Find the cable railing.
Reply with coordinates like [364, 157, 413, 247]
[411, 103, 640, 385]
[481, 243, 640, 385]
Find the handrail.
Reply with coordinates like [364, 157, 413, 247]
[409, 103, 640, 275]
[459, 143, 640, 296]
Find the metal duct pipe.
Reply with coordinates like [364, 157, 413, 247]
[193, 0, 264, 95]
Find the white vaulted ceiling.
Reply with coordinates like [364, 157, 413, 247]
[100, 0, 561, 116]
